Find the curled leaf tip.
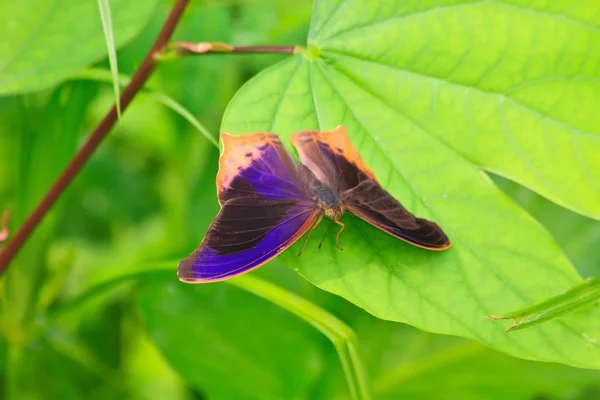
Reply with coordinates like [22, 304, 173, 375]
[489, 278, 600, 333]
[505, 321, 518, 333]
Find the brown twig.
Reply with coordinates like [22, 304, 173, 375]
[0, 0, 190, 274]
[167, 41, 301, 56]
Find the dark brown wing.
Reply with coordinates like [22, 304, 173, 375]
[342, 179, 451, 250]
[291, 126, 377, 193]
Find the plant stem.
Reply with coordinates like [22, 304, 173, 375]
[164, 41, 301, 58]
[0, 0, 190, 275]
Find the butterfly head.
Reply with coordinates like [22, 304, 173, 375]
[320, 202, 343, 221]
[316, 187, 344, 221]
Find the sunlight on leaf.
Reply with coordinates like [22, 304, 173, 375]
[222, 0, 600, 369]
[96, 0, 121, 118]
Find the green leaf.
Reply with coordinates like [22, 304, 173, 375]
[137, 273, 325, 400]
[494, 175, 600, 279]
[0, 0, 158, 95]
[96, 0, 121, 118]
[352, 315, 600, 400]
[51, 256, 369, 399]
[221, 0, 600, 368]
[1, 81, 97, 349]
[73, 68, 219, 147]
[488, 278, 600, 332]
[228, 274, 371, 400]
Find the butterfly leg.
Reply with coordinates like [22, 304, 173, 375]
[298, 214, 323, 256]
[334, 220, 345, 251]
[318, 220, 333, 249]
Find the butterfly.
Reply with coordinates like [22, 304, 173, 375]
[178, 126, 450, 283]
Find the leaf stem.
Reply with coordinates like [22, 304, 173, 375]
[160, 41, 303, 59]
[0, 0, 191, 275]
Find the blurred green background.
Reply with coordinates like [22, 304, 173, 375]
[1, 0, 600, 399]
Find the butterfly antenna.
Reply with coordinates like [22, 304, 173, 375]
[318, 220, 334, 249]
[334, 220, 344, 251]
[298, 214, 323, 256]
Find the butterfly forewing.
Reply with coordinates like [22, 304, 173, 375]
[217, 132, 308, 204]
[291, 126, 377, 193]
[179, 133, 318, 283]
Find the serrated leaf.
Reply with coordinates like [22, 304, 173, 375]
[0, 0, 158, 95]
[221, 0, 600, 368]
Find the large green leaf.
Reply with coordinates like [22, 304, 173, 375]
[495, 175, 600, 279]
[0, 0, 158, 95]
[353, 316, 600, 400]
[221, 0, 600, 368]
[137, 273, 326, 400]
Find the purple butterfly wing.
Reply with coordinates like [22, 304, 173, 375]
[178, 132, 319, 283]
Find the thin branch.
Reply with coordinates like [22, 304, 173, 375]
[164, 41, 302, 58]
[0, 0, 190, 274]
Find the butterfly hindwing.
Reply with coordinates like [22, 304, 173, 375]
[342, 179, 450, 250]
[179, 133, 318, 283]
[178, 198, 319, 282]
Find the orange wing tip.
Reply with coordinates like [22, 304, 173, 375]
[331, 125, 347, 135]
[219, 131, 278, 144]
[399, 238, 451, 251]
[291, 126, 347, 141]
[429, 240, 452, 251]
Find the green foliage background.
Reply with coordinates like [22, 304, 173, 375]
[1, 0, 600, 399]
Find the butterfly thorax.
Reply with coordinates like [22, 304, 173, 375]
[316, 187, 344, 221]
